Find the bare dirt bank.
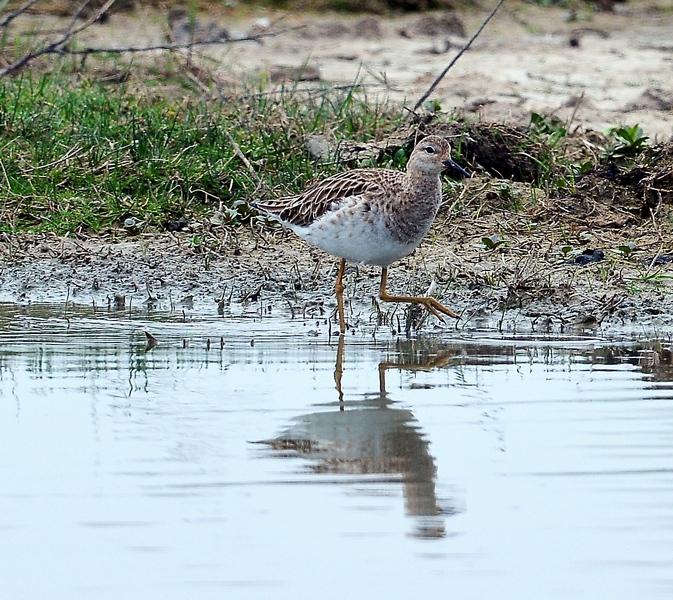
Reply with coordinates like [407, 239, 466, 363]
[16, 1, 672, 139]
[66, 0, 673, 140]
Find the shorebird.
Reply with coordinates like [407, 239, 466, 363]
[253, 135, 469, 334]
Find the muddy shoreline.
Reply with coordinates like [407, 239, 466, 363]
[2, 214, 672, 336]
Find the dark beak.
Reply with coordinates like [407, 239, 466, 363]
[443, 158, 471, 179]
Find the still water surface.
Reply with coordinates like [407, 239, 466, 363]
[1, 303, 673, 599]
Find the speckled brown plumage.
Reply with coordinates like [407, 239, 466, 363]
[256, 169, 404, 229]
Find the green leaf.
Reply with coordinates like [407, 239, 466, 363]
[482, 234, 507, 250]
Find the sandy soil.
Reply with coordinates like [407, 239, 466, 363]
[222, 1, 673, 141]
[2, 2, 673, 335]
[68, 0, 673, 140]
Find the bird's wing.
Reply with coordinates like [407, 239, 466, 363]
[254, 169, 402, 228]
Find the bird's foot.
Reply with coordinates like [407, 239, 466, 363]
[416, 296, 459, 321]
[380, 293, 459, 321]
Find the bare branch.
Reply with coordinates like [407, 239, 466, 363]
[54, 25, 306, 56]
[0, 0, 41, 29]
[412, 0, 506, 113]
[51, 0, 116, 39]
[0, 0, 116, 77]
[222, 128, 262, 186]
[65, 0, 97, 33]
[0, 6, 304, 78]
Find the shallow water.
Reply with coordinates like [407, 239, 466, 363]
[2, 303, 673, 599]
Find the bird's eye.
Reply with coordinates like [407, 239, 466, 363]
[424, 146, 436, 154]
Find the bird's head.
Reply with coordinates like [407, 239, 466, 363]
[408, 135, 470, 179]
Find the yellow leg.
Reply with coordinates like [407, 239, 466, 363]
[379, 267, 459, 321]
[335, 259, 347, 334]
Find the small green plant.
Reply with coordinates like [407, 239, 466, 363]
[570, 160, 593, 178]
[629, 271, 673, 289]
[560, 245, 573, 258]
[391, 147, 408, 170]
[529, 112, 567, 139]
[481, 234, 508, 251]
[617, 241, 636, 257]
[481, 270, 499, 286]
[603, 124, 649, 161]
[188, 234, 205, 252]
[422, 99, 443, 114]
[496, 182, 523, 212]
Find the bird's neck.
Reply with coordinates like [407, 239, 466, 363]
[403, 170, 442, 214]
[405, 167, 441, 194]
[387, 172, 442, 243]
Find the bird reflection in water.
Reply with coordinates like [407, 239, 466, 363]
[264, 335, 458, 539]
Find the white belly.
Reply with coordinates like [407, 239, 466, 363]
[289, 208, 424, 267]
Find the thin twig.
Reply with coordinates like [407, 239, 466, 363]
[222, 129, 262, 186]
[0, 156, 9, 190]
[66, 0, 98, 35]
[412, 0, 506, 112]
[1, 21, 304, 78]
[0, 0, 41, 29]
[61, 26, 305, 55]
[566, 89, 585, 132]
[239, 82, 367, 100]
[22, 144, 83, 173]
[0, 0, 116, 77]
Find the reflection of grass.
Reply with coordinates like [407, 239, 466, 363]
[0, 68, 404, 234]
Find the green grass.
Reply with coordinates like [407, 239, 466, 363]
[0, 69, 405, 234]
[0, 65, 658, 237]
